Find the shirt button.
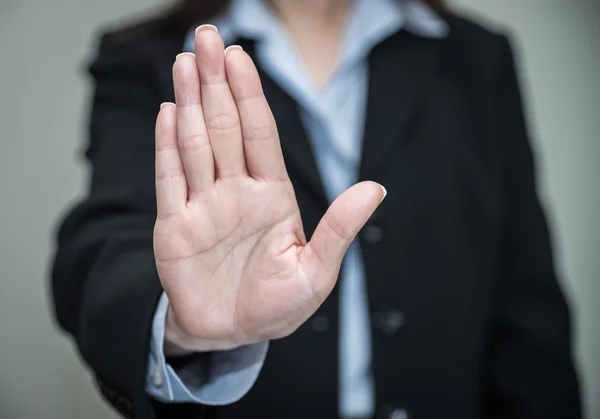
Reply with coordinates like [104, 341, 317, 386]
[373, 309, 405, 335]
[311, 315, 330, 332]
[152, 364, 163, 387]
[362, 224, 384, 243]
[390, 409, 408, 419]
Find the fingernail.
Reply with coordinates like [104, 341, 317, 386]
[225, 45, 243, 56]
[160, 102, 175, 110]
[176, 52, 195, 60]
[196, 24, 218, 35]
[379, 185, 387, 202]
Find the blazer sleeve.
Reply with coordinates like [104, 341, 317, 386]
[484, 35, 582, 418]
[49, 33, 206, 419]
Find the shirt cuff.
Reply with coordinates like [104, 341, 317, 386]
[145, 292, 269, 404]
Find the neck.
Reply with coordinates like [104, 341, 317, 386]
[265, 0, 353, 89]
[267, 0, 353, 26]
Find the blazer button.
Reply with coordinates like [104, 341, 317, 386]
[373, 309, 405, 335]
[311, 315, 329, 332]
[362, 224, 384, 243]
[378, 405, 409, 419]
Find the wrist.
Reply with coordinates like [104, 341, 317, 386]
[163, 305, 243, 356]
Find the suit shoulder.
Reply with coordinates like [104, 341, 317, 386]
[90, 16, 184, 69]
[83, 18, 181, 105]
[443, 13, 513, 74]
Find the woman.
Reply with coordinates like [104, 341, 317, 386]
[51, 0, 581, 418]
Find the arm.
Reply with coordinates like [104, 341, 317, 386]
[51, 26, 384, 419]
[50, 34, 263, 419]
[484, 35, 581, 418]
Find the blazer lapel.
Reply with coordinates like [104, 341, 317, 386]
[359, 30, 445, 181]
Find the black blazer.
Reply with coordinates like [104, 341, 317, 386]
[50, 13, 581, 419]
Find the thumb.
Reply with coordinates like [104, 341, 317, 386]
[301, 181, 386, 298]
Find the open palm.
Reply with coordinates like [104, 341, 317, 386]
[154, 26, 385, 350]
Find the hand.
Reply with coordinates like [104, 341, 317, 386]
[154, 25, 386, 353]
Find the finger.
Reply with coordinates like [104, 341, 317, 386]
[225, 45, 287, 182]
[173, 52, 215, 195]
[302, 182, 387, 298]
[195, 26, 246, 178]
[155, 102, 186, 218]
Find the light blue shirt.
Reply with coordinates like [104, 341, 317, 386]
[146, 0, 447, 416]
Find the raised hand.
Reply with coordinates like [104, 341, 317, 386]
[153, 25, 385, 353]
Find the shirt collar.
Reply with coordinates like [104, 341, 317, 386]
[183, 0, 448, 52]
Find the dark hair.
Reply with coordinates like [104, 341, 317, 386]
[117, 0, 445, 40]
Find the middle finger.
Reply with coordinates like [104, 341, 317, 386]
[195, 25, 247, 179]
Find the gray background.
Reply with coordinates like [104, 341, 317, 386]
[0, 0, 598, 418]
